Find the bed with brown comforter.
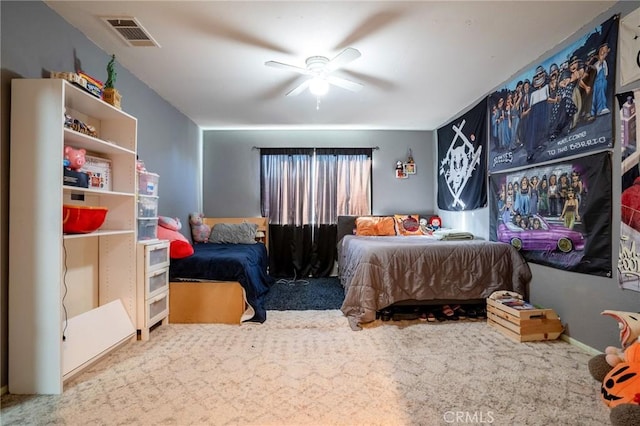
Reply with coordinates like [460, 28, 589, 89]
[338, 234, 532, 330]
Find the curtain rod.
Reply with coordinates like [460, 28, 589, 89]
[252, 146, 379, 150]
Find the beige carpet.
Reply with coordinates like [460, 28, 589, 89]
[1, 310, 610, 425]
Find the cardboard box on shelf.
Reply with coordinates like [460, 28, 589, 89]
[82, 155, 112, 191]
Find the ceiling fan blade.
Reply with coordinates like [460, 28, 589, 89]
[325, 47, 361, 72]
[334, 11, 403, 51]
[286, 79, 311, 96]
[326, 75, 363, 92]
[265, 61, 311, 76]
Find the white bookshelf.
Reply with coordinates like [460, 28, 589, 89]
[9, 79, 138, 394]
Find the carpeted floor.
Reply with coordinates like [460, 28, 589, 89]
[1, 310, 610, 426]
[264, 276, 344, 310]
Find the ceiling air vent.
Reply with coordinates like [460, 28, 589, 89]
[101, 16, 160, 47]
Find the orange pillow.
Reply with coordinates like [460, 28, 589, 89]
[157, 226, 194, 259]
[394, 214, 423, 235]
[355, 216, 397, 236]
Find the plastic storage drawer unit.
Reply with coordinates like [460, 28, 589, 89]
[137, 195, 158, 218]
[137, 218, 158, 241]
[138, 171, 159, 196]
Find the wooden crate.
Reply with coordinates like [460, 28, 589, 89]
[486, 298, 564, 342]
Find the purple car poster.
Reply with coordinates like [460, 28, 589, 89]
[488, 15, 618, 173]
[489, 151, 612, 277]
[619, 89, 640, 291]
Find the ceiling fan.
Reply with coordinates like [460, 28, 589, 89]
[265, 47, 364, 97]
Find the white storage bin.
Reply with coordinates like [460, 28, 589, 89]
[144, 241, 169, 272]
[147, 269, 168, 299]
[146, 292, 169, 327]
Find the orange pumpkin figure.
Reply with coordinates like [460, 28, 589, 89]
[601, 341, 640, 408]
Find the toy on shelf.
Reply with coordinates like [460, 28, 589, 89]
[64, 145, 86, 170]
[64, 112, 97, 137]
[102, 54, 122, 109]
[50, 70, 102, 98]
[63, 145, 89, 188]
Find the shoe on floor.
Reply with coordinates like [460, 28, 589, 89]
[466, 307, 478, 321]
[476, 306, 487, 319]
[442, 305, 459, 321]
[452, 304, 467, 319]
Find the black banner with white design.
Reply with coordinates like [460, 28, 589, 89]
[437, 99, 487, 211]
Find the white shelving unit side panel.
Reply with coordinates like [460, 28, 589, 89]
[9, 79, 65, 394]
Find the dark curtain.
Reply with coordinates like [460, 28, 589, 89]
[261, 147, 371, 278]
[268, 224, 337, 278]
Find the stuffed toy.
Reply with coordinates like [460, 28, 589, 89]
[188, 212, 211, 243]
[64, 145, 86, 170]
[588, 310, 640, 426]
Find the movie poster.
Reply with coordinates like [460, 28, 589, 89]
[489, 151, 612, 277]
[437, 99, 487, 211]
[488, 15, 619, 173]
[618, 89, 640, 291]
[620, 6, 640, 86]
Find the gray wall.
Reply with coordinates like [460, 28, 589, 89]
[0, 1, 201, 390]
[437, 1, 640, 352]
[202, 130, 434, 217]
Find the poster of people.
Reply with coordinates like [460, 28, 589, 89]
[437, 99, 487, 211]
[618, 90, 640, 291]
[488, 15, 619, 173]
[489, 151, 612, 277]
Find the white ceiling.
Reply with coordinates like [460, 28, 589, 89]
[45, 1, 617, 131]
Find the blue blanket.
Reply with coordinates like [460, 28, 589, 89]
[169, 243, 274, 322]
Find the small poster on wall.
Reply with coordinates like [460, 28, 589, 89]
[619, 89, 640, 291]
[488, 15, 619, 173]
[489, 151, 612, 277]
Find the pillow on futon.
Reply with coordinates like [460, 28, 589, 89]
[209, 222, 258, 244]
[355, 216, 397, 236]
[158, 216, 182, 231]
[157, 226, 194, 259]
[394, 214, 423, 235]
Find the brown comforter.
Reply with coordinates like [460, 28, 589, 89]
[338, 235, 532, 329]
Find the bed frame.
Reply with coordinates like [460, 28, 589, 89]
[169, 217, 269, 324]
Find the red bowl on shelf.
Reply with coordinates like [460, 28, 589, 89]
[63, 205, 108, 234]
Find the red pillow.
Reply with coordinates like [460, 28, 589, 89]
[157, 226, 194, 259]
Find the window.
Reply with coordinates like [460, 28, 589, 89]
[260, 148, 372, 226]
[260, 148, 372, 277]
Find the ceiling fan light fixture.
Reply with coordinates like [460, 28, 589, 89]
[309, 77, 329, 96]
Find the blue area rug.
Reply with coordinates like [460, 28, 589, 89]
[264, 276, 344, 310]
